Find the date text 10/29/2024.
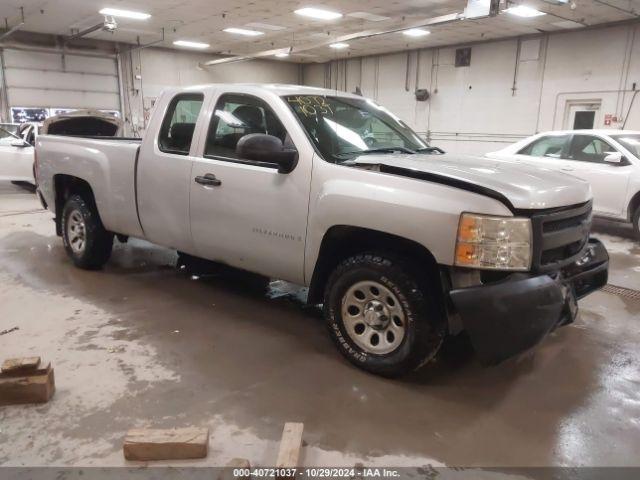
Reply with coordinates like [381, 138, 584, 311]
[233, 468, 401, 478]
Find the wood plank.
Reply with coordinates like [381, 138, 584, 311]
[0, 362, 51, 379]
[123, 427, 209, 461]
[0, 367, 55, 405]
[1, 357, 41, 373]
[276, 422, 304, 469]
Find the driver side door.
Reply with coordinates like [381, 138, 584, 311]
[189, 92, 311, 284]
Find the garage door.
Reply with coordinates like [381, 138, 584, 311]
[2, 48, 120, 122]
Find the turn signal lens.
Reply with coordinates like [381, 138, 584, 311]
[454, 213, 532, 271]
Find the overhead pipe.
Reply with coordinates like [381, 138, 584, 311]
[0, 7, 25, 42]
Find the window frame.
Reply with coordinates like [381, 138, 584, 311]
[203, 92, 290, 170]
[157, 92, 205, 156]
[517, 134, 571, 158]
[566, 134, 620, 165]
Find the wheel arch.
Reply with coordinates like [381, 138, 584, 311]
[53, 174, 99, 236]
[628, 189, 640, 222]
[307, 225, 442, 305]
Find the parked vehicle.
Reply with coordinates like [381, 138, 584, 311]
[0, 125, 35, 184]
[36, 84, 608, 376]
[487, 130, 640, 238]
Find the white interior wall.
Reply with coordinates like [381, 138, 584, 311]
[302, 23, 640, 155]
[120, 48, 301, 136]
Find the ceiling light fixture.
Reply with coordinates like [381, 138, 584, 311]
[504, 5, 546, 17]
[98, 8, 151, 20]
[403, 28, 430, 37]
[295, 7, 343, 20]
[173, 40, 210, 49]
[329, 42, 349, 49]
[223, 27, 264, 36]
[275, 52, 290, 57]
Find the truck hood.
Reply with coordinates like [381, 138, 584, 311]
[353, 153, 592, 211]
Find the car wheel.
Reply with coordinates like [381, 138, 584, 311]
[61, 195, 113, 270]
[633, 207, 640, 240]
[324, 253, 445, 377]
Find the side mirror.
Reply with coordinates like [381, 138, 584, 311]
[10, 139, 30, 148]
[603, 151, 623, 164]
[236, 133, 298, 174]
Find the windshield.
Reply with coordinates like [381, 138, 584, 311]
[284, 95, 431, 163]
[611, 134, 640, 159]
[0, 126, 20, 145]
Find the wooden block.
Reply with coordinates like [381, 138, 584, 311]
[0, 367, 55, 406]
[1, 357, 41, 373]
[123, 427, 209, 461]
[0, 362, 51, 379]
[276, 422, 304, 469]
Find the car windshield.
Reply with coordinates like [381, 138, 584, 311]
[611, 134, 640, 159]
[283, 95, 432, 163]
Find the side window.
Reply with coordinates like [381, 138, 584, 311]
[205, 93, 290, 160]
[519, 135, 569, 158]
[569, 135, 617, 163]
[158, 93, 204, 155]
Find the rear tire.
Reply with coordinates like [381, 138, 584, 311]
[61, 195, 113, 270]
[323, 252, 445, 377]
[633, 207, 640, 240]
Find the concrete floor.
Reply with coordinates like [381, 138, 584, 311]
[0, 180, 639, 468]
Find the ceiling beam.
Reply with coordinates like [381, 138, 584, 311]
[199, 13, 464, 68]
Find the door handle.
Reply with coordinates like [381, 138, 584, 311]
[561, 167, 574, 172]
[194, 173, 222, 187]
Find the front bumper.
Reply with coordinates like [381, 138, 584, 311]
[449, 238, 609, 365]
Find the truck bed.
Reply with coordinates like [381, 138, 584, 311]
[36, 135, 145, 239]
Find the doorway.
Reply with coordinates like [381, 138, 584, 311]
[564, 100, 601, 130]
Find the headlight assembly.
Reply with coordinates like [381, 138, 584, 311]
[454, 213, 533, 271]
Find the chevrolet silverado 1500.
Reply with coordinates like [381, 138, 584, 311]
[36, 84, 609, 376]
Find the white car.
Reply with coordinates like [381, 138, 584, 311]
[0, 125, 35, 184]
[487, 130, 640, 238]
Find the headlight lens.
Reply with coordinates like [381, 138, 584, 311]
[455, 213, 532, 271]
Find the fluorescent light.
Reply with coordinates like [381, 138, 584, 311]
[329, 42, 349, 49]
[504, 5, 546, 17]
[403, 28, 430, 37]
[347, 12, 390, 22]
[223, 27, 264, 36]
[275, 53, 290, 58]
[295, 7, 343, 20]
[245, 22, 286, 31]
[173, 40, 210, 49]
[99, 8, 150, 20]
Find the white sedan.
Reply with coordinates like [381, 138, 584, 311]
[0, 125, 35, 184]
[487, 129, 640, 238]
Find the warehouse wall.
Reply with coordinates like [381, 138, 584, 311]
[0, 35, 301, 136]
[120, 47, 301, 135]
[303, 22, 640, 155]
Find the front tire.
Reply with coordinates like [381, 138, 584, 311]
[633, 207, 640, 240]
[61, 195, 113, 270]
[324, 253, 445, 377]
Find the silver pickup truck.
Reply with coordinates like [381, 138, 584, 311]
[35, 84, 609, 377]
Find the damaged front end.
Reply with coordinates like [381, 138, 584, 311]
[448, 239, 608, 365]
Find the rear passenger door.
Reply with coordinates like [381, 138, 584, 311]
[137, 92, 205, 252]
[189, 92, 311, 284]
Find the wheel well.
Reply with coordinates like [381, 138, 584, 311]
[307, 226, 442, 305]
[53, 175, 97, 236]
[629, 190, 640, 222]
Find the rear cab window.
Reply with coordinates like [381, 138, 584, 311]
[158, 93, 204, 155]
